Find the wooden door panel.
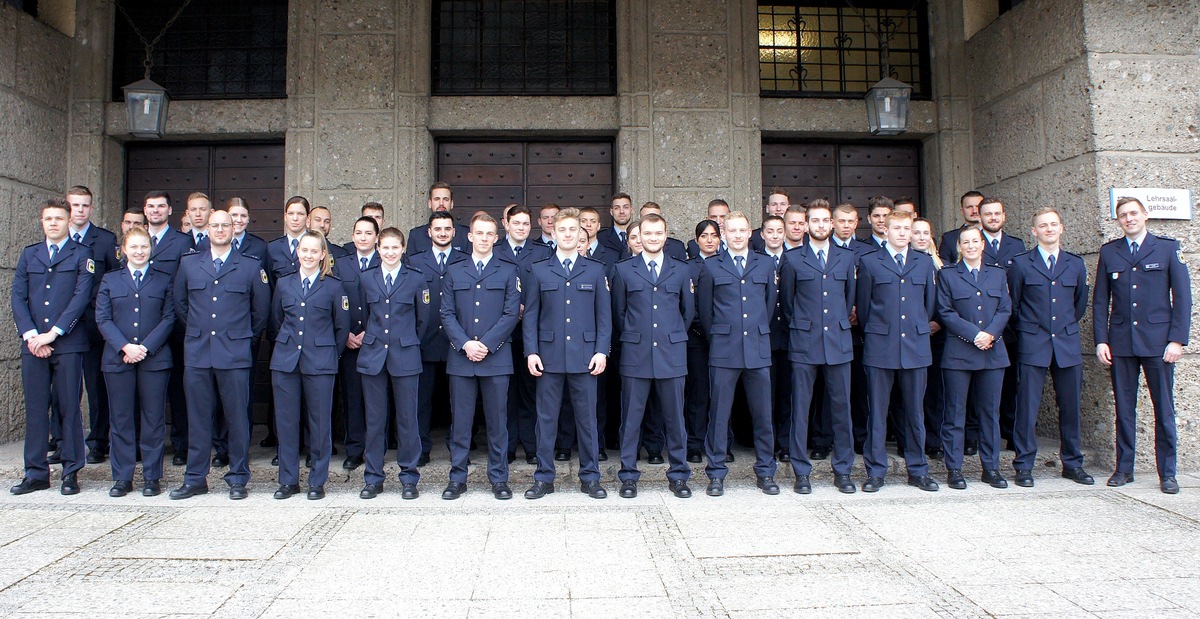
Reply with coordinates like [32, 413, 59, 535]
[439, 142, 523, 165]
[440, 164, 525, 186]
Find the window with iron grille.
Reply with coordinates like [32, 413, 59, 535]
[432, 0, 616, 95]
[758, 1, 930, 99]
[111, 0, 287, 102]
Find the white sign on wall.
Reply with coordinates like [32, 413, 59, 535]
[1109, 188, 1193, 220]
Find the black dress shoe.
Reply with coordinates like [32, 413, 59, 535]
[809, 447, 830, 461]
[271, 455, 279, 467]
[417, 452, 431, 467]
[143, 480, 161, 497]
[619, 479, 638, 498]
[307, 486, 325, 500]
[86, 451, 106, 464]
[686, 450, 703, 464]
[646, 453, 664, 465]
[670, 479, 692, 498]
[963, 442, 978, 456]
[908, 475, 939, 492]
[554, 450, 570, 462]
[1161, 477, 1180, 494]
[793, 475, 812, 495]
[47, 440, 57, 452]
[598, 448, 608, 462]
[947, 469, 967, 490]
[981, 469, 1008, 489]
[492, 483, 513, 500]
[169, 484, 208, 500]
[109, 480, 133, 497]
[777, 451, 790, 463]
[343, 456, 364, 471]
[507, 452, 517, 464]
[706, 478, 724, 497]
[402, 483, 419, 500]
[61, 473, 79, 496]
[834, 474, 856, 494]
[171, 454, 186, 466]
[726, 451, 736, 463]
[1014, 469, 1034, 487]
[442, 482, 467, 500]
[359, 483, 383, 499]
[525, 453, 537, 465]
[305, 455, 313, 469]
[925, 447, 945, 460]
[862, 476, 885, 493]
[229, 485, 248, 500]
[274, 484, 301, 499]
[260, 435, 278, 448]
[387, 440, 398, 451]
[756, 476, 780, 495]
[524, 480, 554, 499]
[212, 454, 229, 468]
[10, 477, 50, 495]
[47, 450, 62, 465]
[1107, 471, 1134, 487]
[1062, 467, 1095, 485]
[580, 481, 607, 499]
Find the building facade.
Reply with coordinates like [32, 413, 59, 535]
[1, 0, 1197, 470]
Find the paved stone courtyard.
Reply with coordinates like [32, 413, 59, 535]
[1, 436, 1199, 618]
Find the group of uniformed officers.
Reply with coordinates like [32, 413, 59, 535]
[9, 183, 1191, 500]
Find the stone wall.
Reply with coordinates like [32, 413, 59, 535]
[969, 0, 1200, 471]
[0, 6, 74, 441]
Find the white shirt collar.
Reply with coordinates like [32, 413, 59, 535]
[382, 263, 403, 280]
[70, 222, 91, 239]
[210, 247, 232, 264]
[471, 253, 493, 270]
[727, 249, 750, 261]
[1127, 230, 1148, 249]
[641, 252, 664, 269]
[555, 250, 577, 265]
[128, 264, 146, 278]
[508, 239, 526, 253]
[982, 230, 1003, 245]
[357, 250, 376, 262]
[885, 244, 908, 262]
[1037, 245, 1059, 265]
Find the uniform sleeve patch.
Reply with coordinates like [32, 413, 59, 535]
[516, 277, 522, 293]
[690, 278, 695, 294]
[86, 259, 95, 273]
[261, 269, 269, 284]
[422, 289, 431, 305]
[605, 276, 610, 291]
[341, 296, 350, 311]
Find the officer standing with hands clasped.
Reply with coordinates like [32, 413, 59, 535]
[10, 198, 95, 496]
[1094, 197, 1192, 494]
[170, 210, 271, 500]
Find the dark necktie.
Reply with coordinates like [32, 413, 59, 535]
[385, 273, 394, 294]
[774, 254, 780, 269]
[49, 244, 58, 261]
[895, 252, 904, 269]
[477, 260, 484, 276]
[817, 249, 825, 270]
[971, 267, 978, 282]
[73, 233, 82, 244]
[197, 233, 207, 245]
[290, 238, 298, 258]
[134, 270, 143, 289]
[648, 260, 658, 282]
[150, 235, 157, 250]
[991, 239, 1000, 253]
[1047, 254, 1056, 272]
[734, 255, 745, 275]
[619, 231, 627, 245]
[438, 252, 446, 273]
[213, 257, 223, 272]
[232, 237, 240, 252]
[360, 257, 369, 271]
[563, 258, 572, 274]
[1131, 241, 1139, 256]
[301, 277, 310, 297]
[514, 245, 523, 257]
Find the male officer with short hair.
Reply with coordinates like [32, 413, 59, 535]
[408, 182, 470, 254]
[10, 198, 95, 495]
[1094, 197, 1192, 494]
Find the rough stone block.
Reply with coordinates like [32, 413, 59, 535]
[14, 12, 70, 111]
[1008, 0, 1085, 86]
[1090, 55, 1200, 154]
[652, 111, 730, 188]
[1015, 156, 1103, 253]
[1084, 0, 1199, 55]
[650, 0, 728, 32]
[318, 0, 395, 32]
[426, 97, 618, 132]
[287, 0, 318, 96]
[289, 96, 316, 129]
[1042, 58, 1095, 164]
[316, 113, 395, 190]
[316, 34, 396, 110]
[0, 6, 16, 88]
[973, 87, 1047, 184]
[730, 93, 760, 129]
[285, 130, 316, 196]
[1094, 153, 1200, 246]
[0, 358, 23, 443]
[0, 91, 68, 192]
[760, 98, 937, 135]
[69, 99, 103, 136]
[649, 189, 721, 239]
[965, 13, 1017, 107]
[651, 34, 728, 109]
[315, 191, 394, 242]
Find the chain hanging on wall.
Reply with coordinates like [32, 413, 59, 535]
[846, 0, 922, 79]
[113, 0, 194, 80]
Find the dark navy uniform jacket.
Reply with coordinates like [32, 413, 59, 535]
[1006, 248, 1089, 368]
[1093, 233, 1192, 356]
[494, 240, 553, 287]
[356, 263, 430, 377]
[407, 222, 470, 255]
[197, 232, 271, 273]
[779, 243, 856, 366]
[936, 262, 1011, 370]
[408, 247, 467, 363]
[522, 254, 613, 374]
[95, 266, 176, 372]
[333, 252, 380, 336]
[12, 240, 95, 355]
[612, 254, 695, 379]
[441, 254, 522, 377]
[73, 224, 119, 275]
[269, 273, 351, 375]
[266, 235, 303, 282]
[147, 227, 192, 277]
[982, 232, 1026, 269]
[173, 249, 271, 369]
[856, 247, 937, 370]
[585, 241, 621, 269]
[696, 251, 777, 370]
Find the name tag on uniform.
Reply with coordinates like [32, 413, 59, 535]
[578, 283, 595, 291]
[1145, 263, 1161, 270]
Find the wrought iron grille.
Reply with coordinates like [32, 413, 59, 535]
[111, 0, 287, 101]
[432, 0, 616, 95]
[758, 1, 930, 98]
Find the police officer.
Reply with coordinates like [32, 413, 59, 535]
[939, 191, 984, 264]
[936, 227, 1012, 490]
[333, 215, 381, 471]
[357, 228, 429, 500]
[696, 211, 779, 497]
[307, 206, 351, 259]
[1094, 197, 1192, 494]
[779, 201, 857, 494]
[409, 211, 467, 464]
[1007, 208, 1093, 488]
[440, 213, 522, 500]
[269, 231, 350, 501]
[856, 209, 939, 493]
[612, 213, 695, 499]
[10, 198, 95, 495]
[170, 210, 271, 500]
[266, 196, 310, 282]
[408, 182, 470, 254]
[495, 205, 552, 464]
[95, 226, 175, 497]
[761, 214, 793, 462]
[523, 207, 612, 500]
[684, 220, 722, 464]
[974, 197, 1025, 455]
